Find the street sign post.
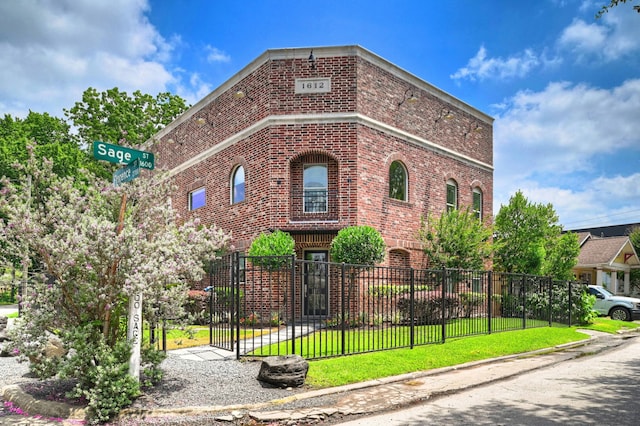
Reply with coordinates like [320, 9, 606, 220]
[93, 140, 154, 170]
[113, 158, 140, 187]
[93, 140, 154, 380]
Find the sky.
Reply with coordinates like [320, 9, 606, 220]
[1, 0, 639, 231]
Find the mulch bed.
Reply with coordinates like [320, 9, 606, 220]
[19, 378, 87, 407]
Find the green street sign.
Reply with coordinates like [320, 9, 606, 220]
[93, 141, 154, 170]
[113, 159, 140, 187]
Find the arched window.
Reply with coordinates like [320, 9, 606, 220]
[389, 161, 408, 201]
[473, 188, 483, 220]
[303, 164, 327, 213]
[231, 165, 245, 204]
[446, 179, 458, 212]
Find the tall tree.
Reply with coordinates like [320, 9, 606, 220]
[417, 207, 493, 270]
[64, 87, 190, 147]
[0, 147, 229, 421]
[541, 232, 580, 280]
[494, 191, 579, 280]
[0, 112, 110, 183]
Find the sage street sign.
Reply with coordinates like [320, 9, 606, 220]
[93, 140, 154, 170]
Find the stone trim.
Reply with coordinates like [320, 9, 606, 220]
[162, 112, 493, 180]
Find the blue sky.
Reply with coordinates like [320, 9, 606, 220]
[1, 0, 639, 230]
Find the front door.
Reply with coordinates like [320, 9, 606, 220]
[303, 250, 328, 317]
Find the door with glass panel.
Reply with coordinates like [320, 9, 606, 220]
[303, 250, 328, 317]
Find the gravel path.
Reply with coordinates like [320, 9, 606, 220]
[0, 349, 323, 424]
[1, 306, 330, 425]
[129, 353, 309, 410]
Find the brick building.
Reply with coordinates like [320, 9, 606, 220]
[150, 45, 493, 271]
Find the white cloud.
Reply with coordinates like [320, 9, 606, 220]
[558, 18, 608, 52]
[558, 7, 640, 61]
[450, 46, 542, 82]
[0, 0, 179, 118]
[495, 79, 640, 178]
[593, 173, 640, 201]
[171, 73, 214, 106]
[493, 79, 640, 226]
[206, 46, 231, 63]
[494, 178, 640, 229]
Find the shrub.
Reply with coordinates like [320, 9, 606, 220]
[239, 312, 259, 327]
[397, 293, 460, 325]
[459, 292, 487, 317]
[59, 325, 147, 423]
[330, 225, 386, 266]
[184, 290, 209, 325]
[248, 230, 295, 270]
[525, 282, 596, 325]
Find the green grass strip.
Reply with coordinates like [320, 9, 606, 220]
[305, 327, 589, 388]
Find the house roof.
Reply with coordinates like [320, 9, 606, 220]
[576, 234, 640, 267]
[568, 222, 640, 237]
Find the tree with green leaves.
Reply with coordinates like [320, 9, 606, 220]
[330, 225, 386, 324]
[330, 225, 386, 266]
[596, 0, 639, 18]
[0, 112, 109, 183]
[541, 231, 580, 280]
[248, 229, 295, 270]
[417, 207, 493, 270]
[494, 191, 579, 280]
[64, 87, 190, 147]
[247, 230, 296, 323]
[0, 147, 229, 422]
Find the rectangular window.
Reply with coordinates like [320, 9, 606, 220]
[446, 182, 457, 212]
[303, 164, 328, 213]
[473, 190, 482, 220]
[189, 187, 206, 210]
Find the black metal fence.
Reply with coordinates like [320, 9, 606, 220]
[208, 253, 587, 360]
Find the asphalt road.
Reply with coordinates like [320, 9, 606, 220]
[336, 334, 640, 426]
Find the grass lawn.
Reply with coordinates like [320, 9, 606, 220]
[250, 317, 550, 358]
[143, 326, 277, 351]
[305, 320, 639, 388]
[577, 316, 640, 333]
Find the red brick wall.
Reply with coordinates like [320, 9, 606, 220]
[151, 47, 493, 269]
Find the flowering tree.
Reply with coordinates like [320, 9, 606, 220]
[0, 146, 229, 421]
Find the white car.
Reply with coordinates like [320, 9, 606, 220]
[587, 285, 640, 322]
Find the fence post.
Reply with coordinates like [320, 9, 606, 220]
[290, 254, 296, 356]
[234, 251, 241, 360]
[410, 267, 415, 349]
[548, 277, 553, 327]
[521, 274, 527, 330]
[568, 281, 573, 327]
[341, 263, 346, 356]
[209, 260, 214, 346]
[487, 271, 492, 334]
[441, 267, 446, 344]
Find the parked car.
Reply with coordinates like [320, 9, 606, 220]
[587, 285, 640, 321]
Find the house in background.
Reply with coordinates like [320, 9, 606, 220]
[148, 45, 494, 304]
[573, 232, 640, 295]
[568, 223, 640, 238]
